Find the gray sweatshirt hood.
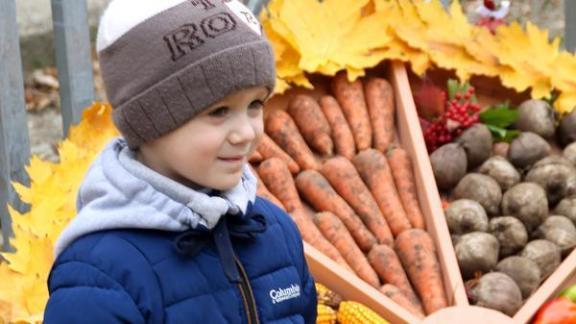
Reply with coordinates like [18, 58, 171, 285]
[54, 137, 257, 257]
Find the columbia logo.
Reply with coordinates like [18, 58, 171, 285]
[269, 284, 301, 304]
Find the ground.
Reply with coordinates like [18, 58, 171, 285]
[25, 0, 565, 163]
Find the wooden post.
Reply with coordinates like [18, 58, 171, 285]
[0, 0, 31, 251]
[566, 0, 576, 52]
[51, 0, 95, 135]
[246, 0, 269, 15]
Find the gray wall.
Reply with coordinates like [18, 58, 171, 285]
[16, 0, 110, 37]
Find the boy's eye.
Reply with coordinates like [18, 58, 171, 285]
[249, 100, 264, 110]
[208, 106, 229, 117]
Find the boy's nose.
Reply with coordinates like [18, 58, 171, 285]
[229, 120, 257, 145]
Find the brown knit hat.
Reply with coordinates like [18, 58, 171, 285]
[96, 0, 275, 148]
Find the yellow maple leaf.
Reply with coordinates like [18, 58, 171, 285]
[495, 22, 559, 98]
[1, 103, 117, 323]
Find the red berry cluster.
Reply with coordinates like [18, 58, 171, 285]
[423, 87, 481, 152]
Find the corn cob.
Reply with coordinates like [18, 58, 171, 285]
[315, 283, 342, 308]
[337, 301, 389, 324]
[316, 304, 337, 324]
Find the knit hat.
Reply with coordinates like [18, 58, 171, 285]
[96, 0, 276, 148]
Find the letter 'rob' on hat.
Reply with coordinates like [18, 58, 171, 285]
[96, 0, 276, 148]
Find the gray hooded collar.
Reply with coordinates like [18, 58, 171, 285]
[54, 137, 257, 257]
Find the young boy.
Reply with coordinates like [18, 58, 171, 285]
[43, 0, 317, 322]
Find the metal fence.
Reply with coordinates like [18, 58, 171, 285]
[0, 0, 574, 251]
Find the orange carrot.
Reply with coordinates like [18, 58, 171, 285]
[387, 147, 426, 229]
[394, 229, 447, 315]
[287, 94, 334, 156]
[251, 165, 285, 210]
[379, 284, 425, 318]
[290, 208, 352, 271]
[315, 212, 380, 287]
[364, 77, 396, 152]
[257, 158, 302, 212]
[248, 150, 263, 164]
[295, 170, 376, 252]
[352, 149, 412, 236]
[319, 95, 356, 160]
[368, 244, 423, 312]
[320, 157, 393, 246]
[265, 110, 320, 170]
[257, 133, 300, 174]
[331, 71, 372, 150]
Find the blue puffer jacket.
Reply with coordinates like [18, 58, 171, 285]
[44, 139, 317, 323]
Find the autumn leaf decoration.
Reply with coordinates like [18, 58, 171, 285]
[0, 103, 118, 323]
[262, 0, 576, 115]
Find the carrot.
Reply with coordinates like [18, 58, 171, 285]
[265, 110, 320, 170]
[364, 77, 396, 152]
[295, 170, 376, 252]
[248, 150, 263, 164]
[368, 244, 423, 313]
[257, 158, 302, 212]
[251, 165, 285, 210]
[352, 149, 412, 236]
[319, 95, 356, 159]
[287, 94, 334, 156]
[331, 71, 372, 151]
[394, 229, 447, 315]
[314, 212, 380, 287]
[290, 208, 352, 271]
[320, 157, 393, 246]
[257, 133, 300, 174]
[387, 147, 426, 229]
[379, 284, 425, 318]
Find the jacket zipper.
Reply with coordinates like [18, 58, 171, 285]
[234, 254, 260, 324]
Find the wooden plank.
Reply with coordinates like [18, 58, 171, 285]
[51, 0, 95, 135]
[0, 0, 31, 252]
[565, 0, 576, 52]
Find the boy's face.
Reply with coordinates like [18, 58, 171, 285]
[138, 86, 268, 191]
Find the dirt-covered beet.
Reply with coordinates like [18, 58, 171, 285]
[457, 124, 493, 169]
[445, 199, 489, 235]
[554, 197, 576, 224]
[525, 156, 576, 206]
[508, 132, 551, 169]
[455, 232, 500, 279]
[534, 215, 576, 256]
[453, 173, 502, 216]
[558, 109, 576, 147]
[495, 256, 541, 299]
[515, 99, 556, 139]
[470, 272, 523, 316]
[564, 142, 576, 167]
[489, 216, 528, 257]
[501, 182, 548, 232]
[478, 156, 521, 191]
[492, 142, 510, 158]
[430, 143, 468, 190]
[520, 240, 561, 279]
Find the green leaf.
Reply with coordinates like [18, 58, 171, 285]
[485, 124, 520, 142]
[447, 79, 459, 99]
[480, 103, 519, 128]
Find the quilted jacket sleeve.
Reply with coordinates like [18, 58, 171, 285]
[44, 260, 145, 324]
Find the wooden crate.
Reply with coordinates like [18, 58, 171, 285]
[264, 61, 576, 322]
[405, 67, 576, 323]
[263, 61, 467, 322]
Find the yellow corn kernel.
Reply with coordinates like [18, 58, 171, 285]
[337, 301, 389, 324]
[315, 283, 342, 308]
[316, 304, 337, 324]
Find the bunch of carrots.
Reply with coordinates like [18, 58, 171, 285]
[249, 71, 447, 317]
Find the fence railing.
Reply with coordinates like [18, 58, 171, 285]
[0, 0, 575, 252]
